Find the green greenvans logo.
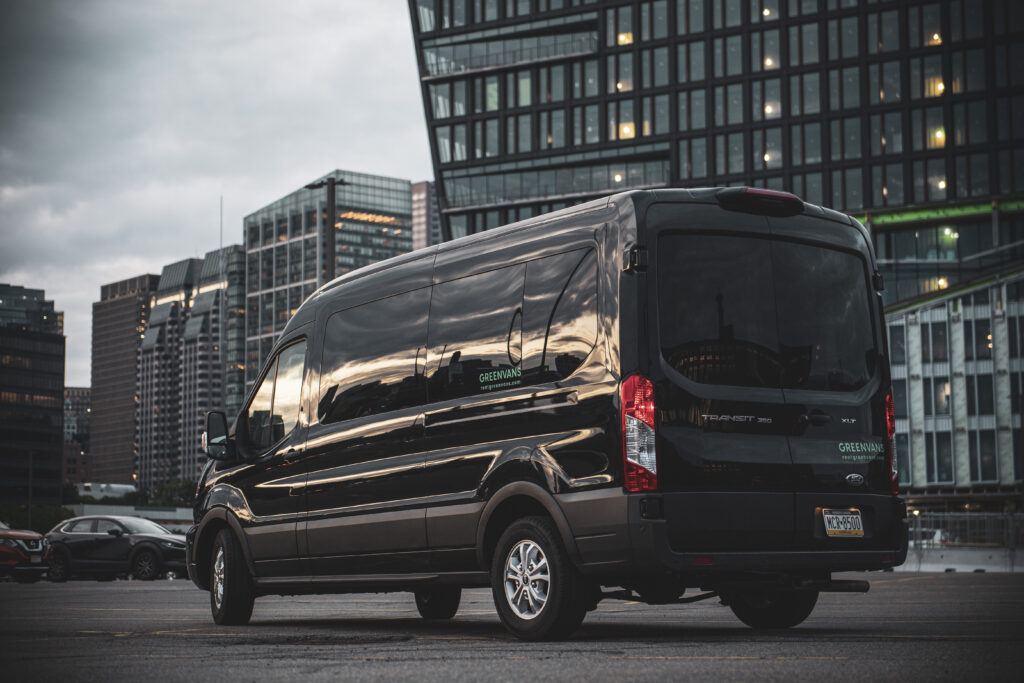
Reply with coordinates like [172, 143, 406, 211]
[838, 441, 885, 462]
[479, 367, 523, 392]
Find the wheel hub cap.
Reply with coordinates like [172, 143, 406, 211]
[503, 540, 549, 620]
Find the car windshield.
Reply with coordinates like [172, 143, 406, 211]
[0, 521, 9, 530]
[119, 518, 172, 535]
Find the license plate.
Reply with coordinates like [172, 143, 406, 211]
[823, 508, 863, 537]
[30, 556, 41, 563]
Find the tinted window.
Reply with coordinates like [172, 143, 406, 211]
[522, 249, 598, 383]
[428, 264, 526, 400]
[63, 519, 89, 533]
[246, 341, 307, 452]
[94, 519, 122, 534]
[318, 289, 430, 423]
[120, 518, 171, 535]
[658, 233, 877, 391]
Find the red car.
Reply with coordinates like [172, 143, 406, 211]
[0, 521, 50, 583]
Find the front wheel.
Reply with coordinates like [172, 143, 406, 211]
[490, 516, 587, 641]
[414, 586, 462, 620]
[728, 590, 819, 629]
[132, 549, 159, 581]
[209, 529, 254, 625]
[48, 551, 69, 583]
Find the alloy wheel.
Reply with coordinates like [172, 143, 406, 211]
[503, 539, 550, 620]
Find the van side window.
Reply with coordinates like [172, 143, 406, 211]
[522, 248, 598, 383]
[428, 263, 527, 400]
[318, 288, 430, 423]
[247, 340, 307, 451]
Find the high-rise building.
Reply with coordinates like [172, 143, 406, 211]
[407, 0, 1024, 508]
[0, 284, 65, 506]
[63, 386, 90, 484]
[90, 274, 160, 484]
[412, 180, 443, 250]
[244, 170, 414, 387]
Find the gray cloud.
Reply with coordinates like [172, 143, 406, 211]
[0, 0, 433, 386]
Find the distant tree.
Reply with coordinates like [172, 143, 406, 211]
[0, 504, 75, 534]
[148, 479, 196, 508]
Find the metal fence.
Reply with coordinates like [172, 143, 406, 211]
[911, 513, 1024, 549]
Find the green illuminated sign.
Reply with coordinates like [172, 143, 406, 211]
[479, 367, 523, 391]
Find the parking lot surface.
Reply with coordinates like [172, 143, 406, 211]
[3, 572, 1023, 681]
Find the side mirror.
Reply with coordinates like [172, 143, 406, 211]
[204, 411, 232, 461]
[107, 528, 123, 537]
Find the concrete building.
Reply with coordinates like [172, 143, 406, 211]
[90, 274, 160, 484]
[412, 180, 443, 250]
[0, 284, 65, 506]
[243, 170, 413, 388]
[63, 386, 90, 484]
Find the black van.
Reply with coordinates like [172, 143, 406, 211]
[188, 188, 908, 640]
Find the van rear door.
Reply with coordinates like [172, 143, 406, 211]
[646, 200, 891, 554]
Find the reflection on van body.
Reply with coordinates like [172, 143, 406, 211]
[188, 189, 907, 640]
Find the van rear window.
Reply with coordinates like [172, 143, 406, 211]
[657, 233, 877, 392]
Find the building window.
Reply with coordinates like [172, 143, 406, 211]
[908, 3, 944, 48]
[831, 167, 863, 211]
[967, 373, 995, 416]
[572, 59, 599, 98]
[676, 0, 705, 35]
[678, 89, 707, 131]
[750, 0, 779, 23]
[789, 72, 820, 115]
[750, 29, 780, 72]
[753, 127, 783, 170]
[713, 35, 744, 78]
[870, 112, 904, 157]
[951, 49, 985, 94]
[827, 16, 859, 60]
[790, 122, 822, 165]
[791, 172, 823, 205]
[538, 65, 566, 103]
[949, 0, 985, 41]
[714, 83, 744, 126]
[436, 126, 452, 163]
[868, 61, 902, 105]
[415, 0, 436, 32]
[872, 163, 905, 207]
[911, 107, 946, 151]
[641, 47, 670, 88]
[829, 66, 860, 110]
[830, 117, 862, 160]
[608, 99, 637, 140]
[952, 102, 988, 147]
[892, 378, 908, 419]
[607, 5, 634, 46]
[910, 55, 945, 99]
[955, 153, 990, 198]
[573, 104, 600, 145]
[926, 431, 954, 484]
[607, 52, 635, 93]
[538, 109, 566, 149]
[641, 94, 670, 135]
[969, 430, 999, 482]
[788, 0, 820, 17]
[711, 0, 742, 29]
[677, 41, 706, 82]
[715, 132, 745, 175]
[752, 78, 781, 121]
[866, 9, 900, 53]
[788, 22, 820, 66]
[679, 137, 708, 179]
[890, 324, 906, 364]
[964, 315, 994, 361]
[994, 43, 1024, 88]
[639, 1, 668, 41]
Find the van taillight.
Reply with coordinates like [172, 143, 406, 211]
[621, 374, 657, 492]
[885, 388, 898, 495]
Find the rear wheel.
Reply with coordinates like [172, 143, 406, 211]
[490, 516, 587, 641]
[414, 586, 462, 620]
[728, 589, 819, 629]
[47, 551, 69, 583]
[132, 549, 159, 581]
[209, 529, 254, 625]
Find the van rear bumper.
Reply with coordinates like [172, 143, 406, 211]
[560, 489, 908, 577]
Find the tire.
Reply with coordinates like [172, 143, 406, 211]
[490, 516, 587, 641]
[48, 551, 69, 583]
[132, 549, 159, 581]
[414, 586, 462, 620]
[729, 589, 819, 629]
[209, 528, 255, 625]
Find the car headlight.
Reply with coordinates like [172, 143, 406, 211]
[0, 538, 17, 547]
[160, 540, 185, 549]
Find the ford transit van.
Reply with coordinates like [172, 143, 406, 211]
[188, 188, 908, 640]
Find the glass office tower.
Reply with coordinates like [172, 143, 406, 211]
[409, 1, 1024, 509]
[243, 171, 413, 389]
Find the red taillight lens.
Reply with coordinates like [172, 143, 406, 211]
[621, 374, 657, 492]
[885, 388, 898, 495]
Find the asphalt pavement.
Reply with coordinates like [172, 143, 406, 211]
[3, 571, 1023, 681]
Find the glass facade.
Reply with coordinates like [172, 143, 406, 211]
[243, 170, 413, 388]
[409, 0, 1024, 240]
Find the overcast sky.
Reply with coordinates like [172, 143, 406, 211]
[0, 0, 433, 387]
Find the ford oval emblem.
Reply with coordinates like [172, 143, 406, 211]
[845, 473, 865, 487]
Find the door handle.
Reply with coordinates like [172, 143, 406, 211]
[798, 413, 833, 426]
